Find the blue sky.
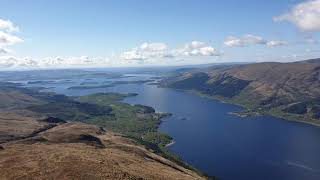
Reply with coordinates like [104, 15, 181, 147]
[0, 0, 319, 69]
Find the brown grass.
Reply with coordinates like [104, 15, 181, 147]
[0, 120, 205, 180]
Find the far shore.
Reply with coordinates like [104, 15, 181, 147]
[165, 87, 320, 128]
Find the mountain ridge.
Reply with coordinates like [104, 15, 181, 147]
[161, 58, 320, 125]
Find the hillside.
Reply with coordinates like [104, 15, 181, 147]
[161, 59, 320, 125]
[0, 82, 207, 180]
[0, 116, 204, 179]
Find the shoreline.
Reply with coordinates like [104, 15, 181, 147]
[165, 140, 176, 147]
[164, 87, 320, 128]
[229, 110, 320, 127]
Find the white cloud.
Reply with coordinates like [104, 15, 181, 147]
[140, 42, 167, 51]
[120, 41, 221, 61]
[274, 0, 320, 31]
[0, 56, 113, 70]
[120, 42, 171, 61]
[0, 19, 23, 59]
[184, 41, 207, 50]
[224, 34, 287, 47]
[0, 56, 18, 68]
[266, 40, 288, 47]
[41, 56, 110, 66]
[0, 41, 221, 70]
[0, 48, 9, 54]
[120, 48, 147, 61]
[224, 34, 267, 47]
[242, 34, 267, 45]
[0, 19, 19, 32]
[0, 56, 37, 69]
[175, 41, 221, 56]
[0, 31, 23, 46]
[224, 36, 244, 47]
[140, 42, 171, 58]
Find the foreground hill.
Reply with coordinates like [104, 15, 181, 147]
[161, 58, 320, 125]
[0, 116, 203, 179]
[0, 83, 206, 180]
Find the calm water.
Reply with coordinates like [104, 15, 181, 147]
[19, 73, 320, 180]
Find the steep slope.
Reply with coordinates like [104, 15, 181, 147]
[161, 59, 320, 125]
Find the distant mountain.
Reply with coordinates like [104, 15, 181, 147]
[161, 59, 320, 125]
[296, 58, 320, 64]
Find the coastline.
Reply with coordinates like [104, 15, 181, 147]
[164, 87, 320, 128]
[122, 95, 209, 177]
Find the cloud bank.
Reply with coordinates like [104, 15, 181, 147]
[224, 34, 288, 47]
[120, 41, 221, 62]
[0, 55, 112, 69]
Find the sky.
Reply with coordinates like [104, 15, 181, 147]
[0, 0, 320, 69]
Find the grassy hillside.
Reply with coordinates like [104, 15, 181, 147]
[161, 59, 320, 125]
[0, 118, 206, 179]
